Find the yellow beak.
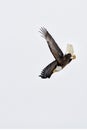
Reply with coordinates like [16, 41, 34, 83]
[71, 54, 76, 59]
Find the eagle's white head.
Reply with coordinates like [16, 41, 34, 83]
[66, 44, 76, 60]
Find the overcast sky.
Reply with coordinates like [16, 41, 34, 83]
[0, 0, 87, 129]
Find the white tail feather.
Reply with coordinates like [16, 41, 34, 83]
[66, 44, 74, 55]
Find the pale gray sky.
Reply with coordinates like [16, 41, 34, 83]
[0, 0, 87, 128]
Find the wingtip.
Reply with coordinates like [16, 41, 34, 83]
[39, 27, 47, 34]
[39, 75, 46, 79]
[39, 75, 41, 77]
[39, 73, 51, 79]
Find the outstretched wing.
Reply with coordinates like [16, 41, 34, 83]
[40, 27, 64, 63]
[39, 60, 58, 78]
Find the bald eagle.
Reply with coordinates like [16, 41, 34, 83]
[39, 27, 76, 79]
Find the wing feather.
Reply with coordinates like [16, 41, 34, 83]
[39, 60, 58, 78]
[40, 27, 64, 63]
